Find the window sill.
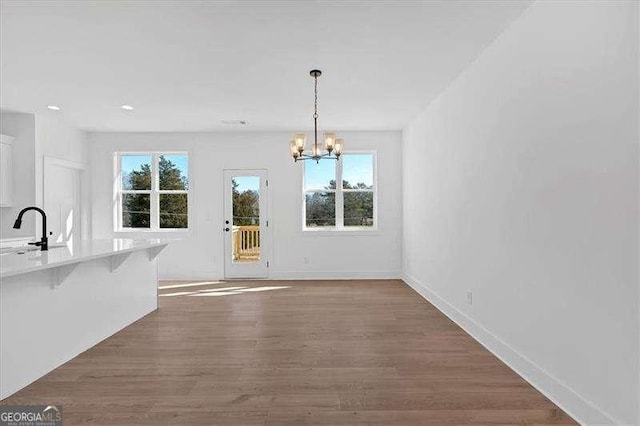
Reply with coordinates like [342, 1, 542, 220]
[301, 228, 380, 236]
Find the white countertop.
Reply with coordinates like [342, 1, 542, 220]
[0, 239, 169, 279]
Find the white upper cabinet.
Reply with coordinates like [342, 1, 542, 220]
[0, 134, 15, 207]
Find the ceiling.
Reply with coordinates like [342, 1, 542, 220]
[0, 0, 532, 132]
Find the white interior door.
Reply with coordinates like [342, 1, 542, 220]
[44, 160, 82, 250]
[223, 169, 269, 279]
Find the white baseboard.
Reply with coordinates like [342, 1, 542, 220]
[159, 271, 402, 281]
[269, 270, 401, 280]
[402, 273, 619, 426]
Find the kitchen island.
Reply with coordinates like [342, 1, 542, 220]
[0, 239, 169, 400]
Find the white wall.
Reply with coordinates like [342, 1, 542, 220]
[34, 115, 87, 166]
[34, 115, 90, 241]
[0, 112, 36, 238]
[0, 112, 90, 242]
[402, 1, 638, 424]
[89, 131, 402, 280]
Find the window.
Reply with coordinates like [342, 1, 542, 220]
[118, 153, 189, 231]
[303, 152, 376, 230]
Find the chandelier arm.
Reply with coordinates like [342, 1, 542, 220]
[297, 152, 339, 161]
[318, 153, 339, 160]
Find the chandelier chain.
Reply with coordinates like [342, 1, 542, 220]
[313, 75, 318, 120]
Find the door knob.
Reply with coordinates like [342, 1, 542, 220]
[224, 227, 230, 232]
[225, 220, 229, 224]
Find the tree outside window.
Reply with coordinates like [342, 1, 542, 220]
[303, 153, 376, 230]
[232, 177, 260, 226]
[119, 153, 189, 230]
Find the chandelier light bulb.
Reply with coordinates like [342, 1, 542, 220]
[294, 133, 306, 152]
[334, 138, 344, 157]
[324, 132, 336, 151]
[289, 140, 300, 159]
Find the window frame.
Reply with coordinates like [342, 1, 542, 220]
[302, 150, 377, 232]
[115, 151, 191, 232]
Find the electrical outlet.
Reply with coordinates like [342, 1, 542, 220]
[467, 291, 473, 305]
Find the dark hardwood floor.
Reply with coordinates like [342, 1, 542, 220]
[2, 279, 576, 425]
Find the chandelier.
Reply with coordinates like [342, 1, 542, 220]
[289, 69, 344, 163]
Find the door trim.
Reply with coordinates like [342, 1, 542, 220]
[43, 156, 89, 241]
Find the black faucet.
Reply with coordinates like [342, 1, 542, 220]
[13, 207, 48, 251]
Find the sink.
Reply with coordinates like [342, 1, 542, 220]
[0, 248, 38, 256]
[0, 245, 68, 255]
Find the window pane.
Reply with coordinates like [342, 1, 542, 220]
[122, 194, 150, 228]
[160, 193, 188, 228]
[344, 192, 374, 227]
[232, 176, 260, 226]
[305, 191, 335, 227]
[121, 155, 152, 190]
[159, 154, 189, 190]
[304, 160, 336, 190]
[342, 154, 374, 189]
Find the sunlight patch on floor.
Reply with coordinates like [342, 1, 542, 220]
[159, 285, 291, 297]
[158, 281, 225, 290]
[159, 286, 246, 297]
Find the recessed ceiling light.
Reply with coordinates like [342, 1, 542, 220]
[47, 105, 61, 111]
[121, 105, 134, 111]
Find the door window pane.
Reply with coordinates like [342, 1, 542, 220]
[342, 154, 373, 189]
[344, 192, 374, 227]
[304, 160, 336, 190]
[305, 191, 336, 227]
[232, 177, 260, 226]
[159, 193, 188, 228]
[159, 154, 189, 190]
[121, 155, 152, 190]
[231, 176, 260, 263]
[122, 194, 150, 228]
[232, 176, 261, 263]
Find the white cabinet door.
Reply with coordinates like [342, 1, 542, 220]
[0, 142, 13, 207]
